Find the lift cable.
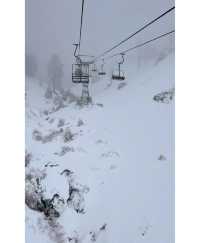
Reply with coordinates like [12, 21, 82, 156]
[78, 0, 85, 54]
[106, 29, 175, 60]
[93, 6, 175, 62]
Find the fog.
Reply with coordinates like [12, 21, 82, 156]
[26, 0, 175, 88]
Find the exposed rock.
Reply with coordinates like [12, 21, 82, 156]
[77, 118, 84, 127]
[67, 188, 85, 214]
[25, 151, 32, 167]
[60, 169, 74, 176]
[43, 110, 49, 116]
[25, 168, 65, 220]
[32, 130, 43, 141]
[25, 168, 46, 212]
[49, 118, 55, 124]
[89, 224, 107, 242]
[33, 128, 65, 143]
[100, 223, 107, 231]
[101, 151, 120, 158]
[63, 128, 74, 143]
[39, 193, 65, 219]
[61, 170, 89, 214]
[57, 118, 65, 128]
[117, 82, 127, 90]
[158, 154, 167, 161]
[42, 128, 63, 143]
[61, 90, 78, 103]
[139, 224, 152, 237]
[44, 162, 59, 168]
[55, 146, 75, 156]
[96, 139, 107, 145]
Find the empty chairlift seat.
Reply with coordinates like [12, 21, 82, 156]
[98, 59, 106, 76]
[112, 53, 126, 81]
[98, 70, 106, 75]
[98, 66, 106, 75]
[112, 70, 125, 80]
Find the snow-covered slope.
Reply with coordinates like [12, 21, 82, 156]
[26, 52, 175, 243]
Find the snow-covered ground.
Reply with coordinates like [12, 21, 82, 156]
[25, 52, 175, 243]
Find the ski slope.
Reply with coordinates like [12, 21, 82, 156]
[26, 52, 174, 243]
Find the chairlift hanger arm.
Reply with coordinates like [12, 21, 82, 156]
[101, 59, 105, 68]
[73, 44, 79, 58]
[119, 53, 125, 65]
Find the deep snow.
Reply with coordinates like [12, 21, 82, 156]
[26, 52, 175, 243]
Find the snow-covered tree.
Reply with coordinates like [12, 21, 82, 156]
[47, 54, 64, 93]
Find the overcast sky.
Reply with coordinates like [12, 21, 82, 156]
[26, 0, 175, 86]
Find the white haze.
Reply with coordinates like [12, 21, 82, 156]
[26, 0, 175, 88]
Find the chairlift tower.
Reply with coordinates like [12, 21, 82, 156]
[72, 44, 92, 105]
[81, 82, 91, 105]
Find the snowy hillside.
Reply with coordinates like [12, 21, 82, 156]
[25, 52, 175, 243]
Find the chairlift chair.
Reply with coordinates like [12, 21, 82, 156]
[112, 53, 125, 81]
[112, 70, 125, 80]
[72, 63, 90, 83]
[72, 44, 90, 84]
[98, 59, 106, 75]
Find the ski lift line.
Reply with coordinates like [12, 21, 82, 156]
[93, 6, 175, 61]
[78, 0, 85, 54]
[107, 30, 175, 60]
